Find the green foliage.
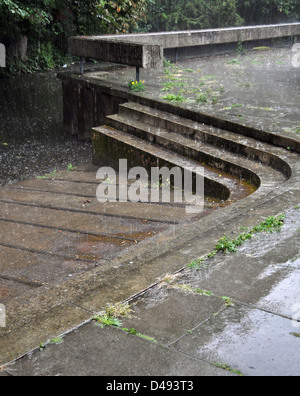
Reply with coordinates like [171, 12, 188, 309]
[163, 94, 185, 102]
[143, 0, 300, 32]
[1, 0, 299, 76]
[213, 362, 244, 376]
[188, 214, 286, 269]
[143, 0, 244, 32]
[0, 0, 147, 75]
[92, 302, 134, 328]
[197, 93, 208, 103]
[67, 164, 77, 172]
[49, 337, 64, 345]
[95, 0, 147, 35]
[129, 80, 146, 92]
[236, 0, 300, 25]
[93, 314, 123, 328]
[92, 301, 157, 343]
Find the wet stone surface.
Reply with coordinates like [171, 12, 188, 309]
[0, 48, 299, 374]
[88, 47, 300, 139]
[4, 207, 300, 376]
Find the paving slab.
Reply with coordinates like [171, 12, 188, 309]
[123, 287, 225, 346]
[0, 245, 95, 285]
[172, 303, 300, 377]
[177, 209, 300, 318]
[0, 304, 91, 367]
[0, 184, 192, 223]
[0, 201, 165, 239]
[0, 221, 134, 258]
[5, 323, 235, 376]
[0, 278, 33, 305]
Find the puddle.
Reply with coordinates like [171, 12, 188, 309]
[174, 304, 300, 376]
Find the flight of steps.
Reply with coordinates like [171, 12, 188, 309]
[92, 102, 290, 213]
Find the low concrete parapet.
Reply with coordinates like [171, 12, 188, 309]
[68, 36, 163, 69]
[69, 23, 300, 69]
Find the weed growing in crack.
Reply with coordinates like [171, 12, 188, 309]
[163, 276, 235, 309]
[188, 214, 286, 269]
[213, 362, 244, 376]
[92, 302, 157, 343]
[163, 94, 185, 102]
[37, 167, 57, 180]
[197, 93, 208, 104]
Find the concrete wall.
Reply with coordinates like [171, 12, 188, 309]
[69, 23, 300, 68]
[68, 37, 163, 68]
[59, 73, 300, 156]
[61, 77, 127, 140]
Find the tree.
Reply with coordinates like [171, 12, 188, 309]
[0, 0, 147, 74]
[144, 0, 244, 32]
[144, 0, 300, 32]
[236, 0, 300, 25]
[0, 0, 53, 44]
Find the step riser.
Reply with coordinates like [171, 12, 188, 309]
[119, 105, 291, 179]
[92, 129, 231, 201]
[106, 117, 261, 189]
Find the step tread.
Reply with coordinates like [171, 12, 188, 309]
[93, 126, 247, 201]
[107, 113, 285, 185]
[119, 102, 291, 159]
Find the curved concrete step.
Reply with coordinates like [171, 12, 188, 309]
[105, 113, 285, 195]
[118, 102, 292, 179]
[92, 126, 255, 205]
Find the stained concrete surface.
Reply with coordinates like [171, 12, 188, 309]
[85, 47, 300, 139]
[0, 47, 300, 375]
[2, 207, 300, 376]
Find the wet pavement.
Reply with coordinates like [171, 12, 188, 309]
[87, 47, 300, 138]
[0, 47, 300, 376]
[2, 207, 300, 376]
[0, 165, 192, 300]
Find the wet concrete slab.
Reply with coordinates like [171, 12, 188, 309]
[0, 201, 165, 239]
[123, 287, 225, 345]
[85, 47, 300, 141]
[173, 303, 300, 377]
[0, 278, 33, 305]
[0, 304, 92, 367]
[0, 47, 300, 374]
[5, 323, 235, 376]
[0, 245, 95, 285]
[0, 184, 192, 223]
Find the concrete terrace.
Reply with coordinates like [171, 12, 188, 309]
[69, 23, 300, 69]
[1, 36, 300, 375]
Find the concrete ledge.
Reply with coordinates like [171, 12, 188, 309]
[69, 23, 300, 68]
[58, 72, 300, 155]
[99, 23, 300, 48]
[68, 37, 163, 68]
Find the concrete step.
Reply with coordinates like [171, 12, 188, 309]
[0, 201, 166, 241]
[119, 102, 292, 179]
[92, 126, 257, 205]
[0, 185, 204, 224]
[106, 113, 285, 193]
